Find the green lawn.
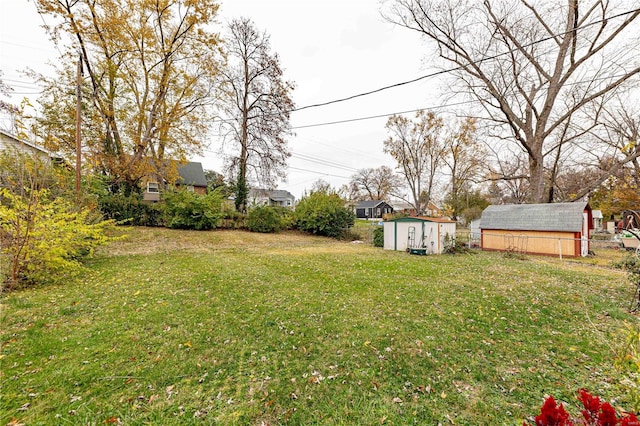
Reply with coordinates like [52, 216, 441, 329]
[1, 227, 636, 425]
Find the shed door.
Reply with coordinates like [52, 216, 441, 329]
[581, 212, 589, 257]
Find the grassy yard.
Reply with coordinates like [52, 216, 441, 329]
[1, 227, 637, 425]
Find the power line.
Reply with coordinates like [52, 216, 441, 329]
[291, 71, 636, 129]
[291, 152, 359, 173]
[288, 166, 351, 179]
[292, 99, 475, 129]
[293, 134, 387, 163]
[290, 7, 640, 113]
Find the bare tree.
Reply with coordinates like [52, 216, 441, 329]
[386, 0, 640, 203]
[348, 166, 404, 201]
[384, 110, 446, 214]
[220, 17, 295, 212]
[572, 98, 640, 198]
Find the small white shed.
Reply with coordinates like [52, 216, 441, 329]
[383, 217, 457, 254]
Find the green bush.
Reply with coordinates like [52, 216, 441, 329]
[98, 193, 164, 226]
[373, 226, 384, 247]
[247, 206, 286, 233]
[163, 189, 224, 230]
[1, 188, 115, 290]
[294, 191, 355, 238]
[219, 207, 246, 229]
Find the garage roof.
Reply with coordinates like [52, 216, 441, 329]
[480, 202, 590, 232]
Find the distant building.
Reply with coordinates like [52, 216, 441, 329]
[355, 200, 393, 219]
[143, 161, 208, 202]
[248, 189, 295, 208]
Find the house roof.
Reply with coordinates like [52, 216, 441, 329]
[356, 200, 388, 209]
[249, 188, 295, 202]
[592, 209, 603, 219]
[268, 189, 295, 202]
[480, 202, 590, 232]
[0, 129, 50, 155]
[386, 216, 456, 223]
[177, 162, 207, 187]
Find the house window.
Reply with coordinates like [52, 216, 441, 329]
[186, 185, 194, 192]
[376, 208, 381, 216]
[147, 182, 159, 193]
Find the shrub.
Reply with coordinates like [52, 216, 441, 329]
[219, 207, 246, 229]
[294, 190, 355, 238]
[1, 188, 115, 290]
[163, 189, 224, 230]
[247, 206, 285, 233]
[98, 193, 164, 226]
[373, 226, 384, 247]
[442, 233, 470, 254]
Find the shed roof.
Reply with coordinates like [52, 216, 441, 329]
[386, 216, 456, 224]
[480, 202, 589, 232]
[177, 162, 207, 187]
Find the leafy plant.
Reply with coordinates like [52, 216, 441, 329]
[163, 188, 225, 230]
[294, 190, 355, 238]
[0, 188, 115, 290]
[246, 205, 285, 233]
[442, 233, 470, 254]
[373, 226, 384, 247]
[98, 193, 165, 226]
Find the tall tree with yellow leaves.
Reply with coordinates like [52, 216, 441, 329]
[34, 0, 224, 191]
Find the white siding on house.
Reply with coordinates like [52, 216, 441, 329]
[0, 130, 50, 161]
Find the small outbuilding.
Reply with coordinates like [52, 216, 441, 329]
[383, 216, 457, 254]
[479, 202, 593, 257]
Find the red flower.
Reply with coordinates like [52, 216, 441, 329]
[578, 389, 601, 424]
[535, 396, 574, 426]
[597, 402, 618, 426]
[620, 413, 640, 426]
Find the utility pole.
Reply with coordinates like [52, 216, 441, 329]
[75, 51, 82, 198]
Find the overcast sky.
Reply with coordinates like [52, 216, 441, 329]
[0, 0, 446, 199]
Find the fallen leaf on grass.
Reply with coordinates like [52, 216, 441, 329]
[392, 397, 403, 404]
[166, 385, 175, 399]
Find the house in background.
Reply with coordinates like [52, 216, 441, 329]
[389, 200, 444, 217]
[479, 202, 593, 257]
[383, 216, 457, 254]
[143, 161, 208, 202]
[0, 129, 51, 161]
[355, 200, 394, 219]
[248, 188, 295, 208]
